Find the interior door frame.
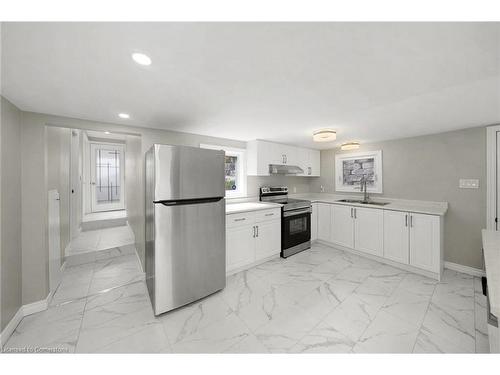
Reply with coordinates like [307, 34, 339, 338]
[486, 124, 500, 230]
[90, 141, 126, 212]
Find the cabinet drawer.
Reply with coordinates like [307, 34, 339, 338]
[255, 208, 281, 223]
[226, 212, 256, 228]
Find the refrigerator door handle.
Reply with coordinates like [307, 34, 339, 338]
[156, 197, 223, 206]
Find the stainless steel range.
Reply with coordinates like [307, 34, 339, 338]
[259, 186, 311, 258]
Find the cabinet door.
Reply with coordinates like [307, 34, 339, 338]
[409, 213, 440, 273]
[353, 207, 383, 256]
[331, 204, 354, 248]
[255, 220, 281, 260]
[297, 147, 309, 175]
[278, 144, 295, 165]
[317, 203, 331, 242]
[309, 149, 321, 176]
[383, 210, 409, 263]
[311, 203, 318, 241]
[226, 225, 256, 272]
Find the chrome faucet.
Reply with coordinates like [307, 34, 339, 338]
[360, 176, 369, 203]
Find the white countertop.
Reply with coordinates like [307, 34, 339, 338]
[289, 193, 448, 216]
[226, 201, 282, 214]
[481, 229, 500, 317]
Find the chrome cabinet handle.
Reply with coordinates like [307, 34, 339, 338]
[256, 225, 259, 237]
[252, 226, 256, 238]
[265, 213, 274, 216]
[234, 218, 246, 222]
[354, 208, 357, 219]
[350, 207, 353, 218]
[405, 214, 408, 227]
[410, 215, 413, 227]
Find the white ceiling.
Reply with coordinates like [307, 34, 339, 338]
[2, 22, 499, 149]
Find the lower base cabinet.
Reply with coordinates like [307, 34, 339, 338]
[255, 219, 281, 259]
[383, 210, 409, 264]
[226, 225, 256, 271]
[409, 213, 441, 273]
[313, 202, 443, 278]
[354, 206, 383, 256]
[226, 208, 281, 274]
[311, 203, 318, 241]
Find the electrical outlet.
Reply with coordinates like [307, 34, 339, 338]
[293, 186, 297, 193]
[320, 185, 325, 193]
[459, 179, 479, 189]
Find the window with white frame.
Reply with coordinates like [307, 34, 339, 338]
[200, 144, 247, 198]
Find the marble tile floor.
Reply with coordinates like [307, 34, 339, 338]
[65, 225, 135, 266]
[3, 243, 490, 353]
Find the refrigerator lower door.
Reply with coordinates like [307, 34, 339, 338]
[150, 198, 226, 315]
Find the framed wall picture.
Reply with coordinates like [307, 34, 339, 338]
[335, 150, 383, 193]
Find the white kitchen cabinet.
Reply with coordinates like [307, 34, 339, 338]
[409, 213, 441, 273]
[247, 140, 320, 176]
[383, 210, 409, 264]
[309, 149, 320, 176]
[255, 219, 281, 260]
[311, 203, 318, 241]
[226, 208, 281, 274]
[297, 147, 309, 176]
[226, 225, 256, 271]
[314, 201, 443, 279]
[331, 204, 354, 248]
[353, 206, 384, 257]
[317, 203, 331, 242]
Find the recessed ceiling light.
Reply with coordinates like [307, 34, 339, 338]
[313, 129, 336, 142]
[132, 52, 152, 66]
[118, 113, 130, 119]
[104, 131, 111, 135]
[341, 142, 360, 151]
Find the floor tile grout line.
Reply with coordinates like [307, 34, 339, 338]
[410, 274, 438, 353]
[349, 267, 408, 352]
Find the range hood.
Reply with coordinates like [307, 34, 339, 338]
[268, 164, 304, 175]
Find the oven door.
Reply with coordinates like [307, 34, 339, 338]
[282, 207, 311, 256]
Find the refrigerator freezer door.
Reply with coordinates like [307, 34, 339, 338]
[153, 144, 225, 201]
[150, 198, 226, 315]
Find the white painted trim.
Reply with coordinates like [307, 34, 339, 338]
[0, 293, 51, 347]
[22, 293, 50, 317]
[444, 261, 486, 278]
[200, 143, 248, 198]
[0, 307, 24, 347]
[486, 124, 500, 230]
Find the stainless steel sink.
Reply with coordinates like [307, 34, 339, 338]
[336, 199, 390, 206]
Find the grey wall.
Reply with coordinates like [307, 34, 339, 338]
[46, 126, 71, 260]
[312, 127, 487, 269]
[1, 97, 22, 331]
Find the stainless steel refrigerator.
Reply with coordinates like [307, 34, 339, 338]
[145, 144, 226, 316]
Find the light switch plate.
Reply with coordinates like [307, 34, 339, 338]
[459, 179, 479, 189]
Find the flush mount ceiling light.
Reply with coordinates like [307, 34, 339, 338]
[118, 113, 130, 119]
[104, 131, 111, 135]
[341, 142, 360, 151]
[313, 129, 336, 142]
[132, 52, 152, 66]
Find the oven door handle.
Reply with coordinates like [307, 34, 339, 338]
[283, 208, 312, 217]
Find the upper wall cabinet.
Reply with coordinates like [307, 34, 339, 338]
[247, 140, 320, 177]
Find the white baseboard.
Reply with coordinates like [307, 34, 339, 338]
[0, 293, 51, 348]
[444, 261, 485, 277]
[22, 293, 50, 316]
[0, 307, 24, 348]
